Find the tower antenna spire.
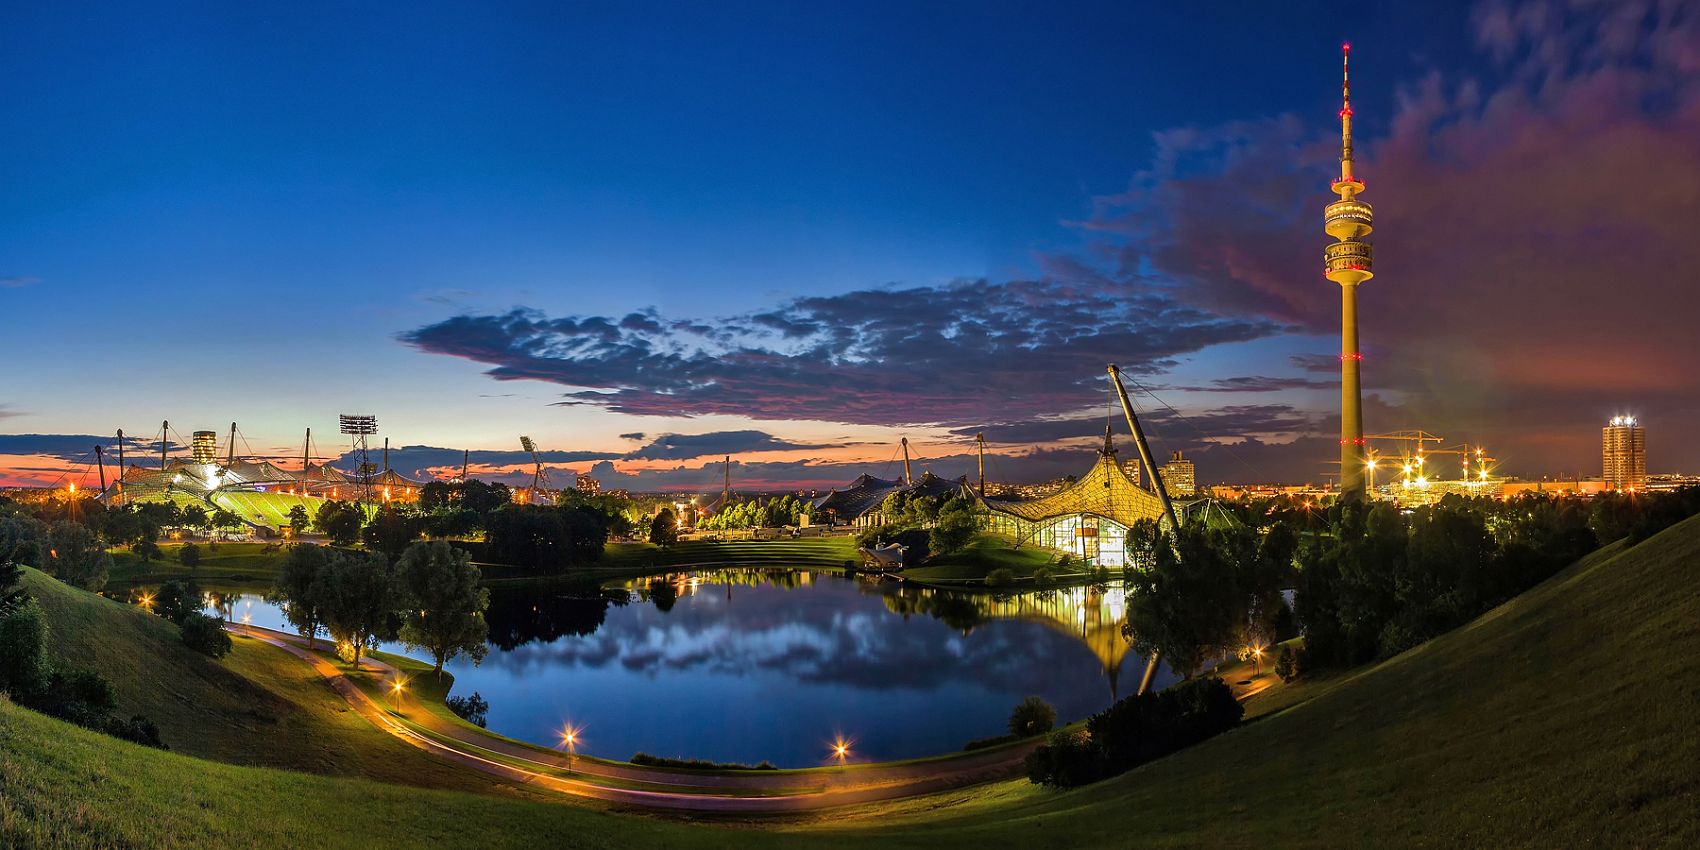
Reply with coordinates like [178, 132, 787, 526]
[1340, 42, 1356, 184]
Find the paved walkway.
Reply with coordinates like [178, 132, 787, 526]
[229, 623, 1037, 812]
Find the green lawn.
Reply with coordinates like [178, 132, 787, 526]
[902, 534, 1061, 585]
[107, 541, 287, 587]
[6, 515, 1699, 848]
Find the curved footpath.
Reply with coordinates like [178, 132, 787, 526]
[228, 623, 1037, 813]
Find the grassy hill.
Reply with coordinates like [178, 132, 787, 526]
[6, 515, 1699, 848]
[17, 568, 544, 797]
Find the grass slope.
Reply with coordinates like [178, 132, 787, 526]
[18, 568, 534, 796]
[6, 516, 1700, 848]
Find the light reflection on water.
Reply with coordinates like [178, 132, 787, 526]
[203, 569, 1172, 766]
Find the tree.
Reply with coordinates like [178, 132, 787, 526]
[397, 541, 489, 676]
[211, 509, 245, 538]
[648, 508, 678, 546]
[274, 544, 331, 648]
[180, 613, 233, 658]
[47, 521, 111, 590]
[319, 549, 404, 668]
[285, 504, 311, 534]
[177, 542, 201, 570]
[313, 501, 364, 546]
[153, 578, 201, 625]
[1008, 696, 1056, 737]
[179, 504, 209, 533]
[928, 497, 979, 558]
[0, 513, 50, 571]
[445, 692, 490, 728]
[1122, 520, 1288, 679]
[133, 539, 162, 564]
[363, 505, 424, 560]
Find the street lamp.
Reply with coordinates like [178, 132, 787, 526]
[830, 736, 852, 763]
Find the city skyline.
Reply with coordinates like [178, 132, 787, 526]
[4, 1, 1696, 490]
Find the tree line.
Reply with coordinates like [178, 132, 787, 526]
[1122, 488, 1700, 686]
[271, 539, 489, 673]
[854, 492, 979, 563]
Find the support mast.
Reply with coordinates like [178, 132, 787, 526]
[1108, 364, 1182, 697]
[115, 429, 125, 504]
[160, 420, 169, 470]
[227, 422, 238, 466]
[301, 428, 312, 494]
[900, 437, 913, 486]
[95, 445, 107, 495]
[975, 433, 986, 497]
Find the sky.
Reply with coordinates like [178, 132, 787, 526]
[3, 0, 1697, 492]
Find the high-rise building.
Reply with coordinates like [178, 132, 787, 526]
[1324, 43, 1374, 498]
[190, 430, 218, 465]
[575, 472, 602, 495]
[1159, 451, 1197, 498]
[1121, 458, 1142, 488]
[1603, 416, 1646, 492]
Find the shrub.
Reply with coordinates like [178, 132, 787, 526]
[445, 691, 490, 728]
[180, 613, 233, 659]
[1008, 695, 1057, 737]
[1032, 565, 1055, 584]
[1024, 728, 1105, 788]
[629, 753, 777, 771]
[963, 733, 1018, 751]
[985, 568, 1016, 587]
[1027, 677, 1242, 788]
[0, 599, 51, 698]
[177, 542, 200, 569]
[1275, 645, 1298, 682]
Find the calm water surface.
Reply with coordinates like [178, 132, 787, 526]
[210, 569, 1174, 766]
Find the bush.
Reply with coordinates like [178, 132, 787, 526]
[180, 613, 233, 659]
[1027, 677, 1243, 788]
[177, 542, 200, 569]
[1008, 695, 1057, 737]
[1275, 645, 1298, 682]
[1032, 565, 1055, 584]
[1024, 728, 1105, 788]
[0, 599, 51, 699]
[629, 753, 778, 771]
[445, 691, 490, 728]
[962, 733, 1018, 751]
[985, 568, 1016, 587]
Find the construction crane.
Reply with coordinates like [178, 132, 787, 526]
[519, 436, 552, 502]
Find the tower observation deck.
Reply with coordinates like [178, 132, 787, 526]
[1327, 43, 1373, 498]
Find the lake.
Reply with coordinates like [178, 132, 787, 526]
[209, 568, 1173, 767]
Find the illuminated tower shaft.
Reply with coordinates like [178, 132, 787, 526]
[1324, 43, 1374, 497]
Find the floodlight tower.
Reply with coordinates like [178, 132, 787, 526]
[339, 414, 379, 504]
[1324, 43, 1375, 499]
[519, 436, 551, 501]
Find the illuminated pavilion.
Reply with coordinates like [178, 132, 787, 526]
[980, 427, 1169, 567]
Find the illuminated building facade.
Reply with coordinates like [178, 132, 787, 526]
[1325, 44, 1374, 497]
[981, 429, 1167, 568]
[1603, 416, 1647, 491]
[190, 431, 219, 464]
[1159, 451, 1196, 498]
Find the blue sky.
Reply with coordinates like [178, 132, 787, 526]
[6, 1, 1695, 489]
